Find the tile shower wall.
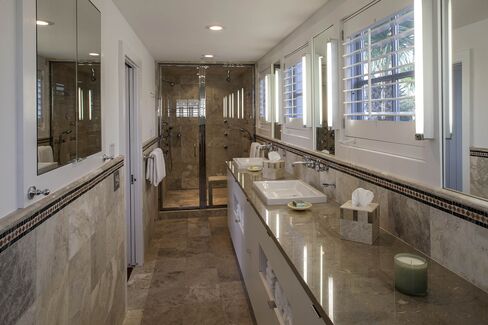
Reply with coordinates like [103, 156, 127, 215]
[470, 154, 488, 199]
[205, 66, 254, 179]
[0, 168, 126, 325]
[277, 147, 488, 293]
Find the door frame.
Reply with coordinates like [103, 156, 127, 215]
[119, 41, 144, 266]
[453, 50, 471, 193]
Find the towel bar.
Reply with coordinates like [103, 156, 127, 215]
[143, 155, 154, 160]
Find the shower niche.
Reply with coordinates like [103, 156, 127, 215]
[159, 64, 254, 210]
[36, 0, 101, 175]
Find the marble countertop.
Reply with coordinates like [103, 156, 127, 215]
[227, 161, 488, 325]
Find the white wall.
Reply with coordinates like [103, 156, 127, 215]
[453, 18, 488, 149]
[257, 0, 442, 187]
[0, 0, 156, 219]
[0, 0, 19, 217]
[98, 0, 157, 153]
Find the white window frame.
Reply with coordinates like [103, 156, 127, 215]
[282, 44, 313, 149]
[341, 0, 420, 146]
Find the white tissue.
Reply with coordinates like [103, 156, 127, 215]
[351, 187, 374, 207]
[268, 151, 281, 161]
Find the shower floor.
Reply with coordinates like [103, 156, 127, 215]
[163, 188, 228, 209]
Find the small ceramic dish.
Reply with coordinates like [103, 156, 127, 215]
[247, 166, 263, 172]
[287, 201, 312, 211]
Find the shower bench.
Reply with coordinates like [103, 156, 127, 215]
[208, 175, 227, 206]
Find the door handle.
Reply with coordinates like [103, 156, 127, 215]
[193, 144, 197, 157]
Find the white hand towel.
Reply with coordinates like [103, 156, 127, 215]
[352, 187, 374, 207]
[145, 148, 166, 186]
[250, 142, 260, 158]
[153, 148, 166, 186]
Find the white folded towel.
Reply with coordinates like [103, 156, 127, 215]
[38, 145, 54, 163]
[146, 148, 166, 186]
[250, 142, 260, 158]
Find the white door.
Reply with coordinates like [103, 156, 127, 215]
[125, 62, 137, 266]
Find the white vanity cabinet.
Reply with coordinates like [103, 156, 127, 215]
[227, 171, 248, 278]
[227, 172, 327, 325]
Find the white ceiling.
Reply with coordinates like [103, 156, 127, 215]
[113, 0, 328, 63]
[452, 0, 488, 29]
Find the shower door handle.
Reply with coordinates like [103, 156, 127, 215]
[193, 144, 197, 158]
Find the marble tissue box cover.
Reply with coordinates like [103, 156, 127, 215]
[262, 160, 285, 180]
[340, 200, 379, 245]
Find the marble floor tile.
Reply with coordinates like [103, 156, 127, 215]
[125, 216, 254, 325]
[181, 302, 229, 325]
[185, 284, 221, 303]
[153, 257, 187, 274]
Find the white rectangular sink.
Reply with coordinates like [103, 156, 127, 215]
[233, 157, 264, 170]
[253, 180, 327, 205]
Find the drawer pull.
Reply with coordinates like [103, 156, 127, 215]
[267, 300, 277, 309]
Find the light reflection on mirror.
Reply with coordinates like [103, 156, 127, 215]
[273, 61, 282, 140]
[313, 28, 336, 155]
[443, 0, 488, 201]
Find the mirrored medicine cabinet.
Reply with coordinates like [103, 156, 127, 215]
[36, 0, 101, 175]
[442, 0, 488, 201]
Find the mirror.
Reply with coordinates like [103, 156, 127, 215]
[313, 28, 335, 155]
[443, 0, 488, 200]
[36, 0, 101, 175]
[76, 0, 102, 159]
[36, 0, 77, 174]
[272, 61, 282, 140]
[256, 67, 272, 138]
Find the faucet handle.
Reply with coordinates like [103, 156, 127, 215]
[103, 154, 114, 162]
[27, 186, 50, 200]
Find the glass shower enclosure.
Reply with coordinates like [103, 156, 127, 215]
[158, 64, 254, 210]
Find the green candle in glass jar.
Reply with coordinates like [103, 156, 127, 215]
[394, 253, 428, 296]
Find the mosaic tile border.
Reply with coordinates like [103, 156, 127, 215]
[0, 159, 124, 254]
[256, 135, 488, 230]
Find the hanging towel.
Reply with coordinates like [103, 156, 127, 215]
[38, 145, 54, 163]
[146, 148, 166, 186]
[250, 142, 260, 158]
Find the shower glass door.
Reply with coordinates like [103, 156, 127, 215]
[159, 64, 254, 210]
[204, 65, 254, 207]
[159, 65, 201, 209]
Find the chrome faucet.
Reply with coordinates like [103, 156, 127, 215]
[292, 156, 315, 168]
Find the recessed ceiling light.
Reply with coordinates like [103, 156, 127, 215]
[89, 52, 100, 57]
[203, 54, 214, 58]
[36, 20, 54, 26]
[207, 25, 224, 31]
